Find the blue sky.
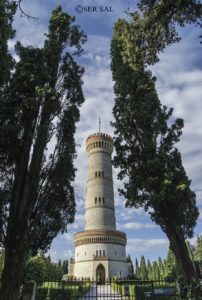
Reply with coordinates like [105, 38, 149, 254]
[11, 0, 202, 264]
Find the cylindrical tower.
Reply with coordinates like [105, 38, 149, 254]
[85, 133, 116, 230]
[72, 132, 129, 280]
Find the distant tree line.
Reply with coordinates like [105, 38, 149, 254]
[0, 251, 69, 282]
[135, 250, 176, 280]
[133, 235, 202, 281]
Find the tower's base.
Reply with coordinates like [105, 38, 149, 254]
[71, 229, 129, 280]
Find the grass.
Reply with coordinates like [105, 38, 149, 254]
[36, 281, 91, 300]
[111, 280, 180, 300]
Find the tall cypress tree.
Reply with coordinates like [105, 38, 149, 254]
[0, 6, 86, 299]
[135, 258, 140, 278]
[164, 249, 176, 280]
[111, 19, 199, 294]
[63, 259, 68, 274]
[0, 0, 17, 91]
[140, 256, 148, 280]
[158, 257, 165, 279]
[194, 236, 202, 265]
[126, 254, 134, 274]
[153, 261, 160, 280]
[147, 259, 152, 280]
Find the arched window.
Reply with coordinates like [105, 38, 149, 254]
[100, 250, 102, 256]
[103, 250, 105, 256]
[95, 197, 97, 204]
[99, 197, 101, 204]
[96, 250, 98, 257]
[99, 171, 101, 177]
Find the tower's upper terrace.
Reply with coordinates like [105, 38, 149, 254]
[86, 132, 113, 154]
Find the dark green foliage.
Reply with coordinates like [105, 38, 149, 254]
[0, 5, 85, 251]
[0, 5, 86, 299]
[194, 236, 202, 267]
[158, 257, 165, 279]
[111, 33, 198, 240]
[147, 259, 153, 280]
[137, 255, 165, 280]
[140, 256, 148, 280]
[0, 0, 17, 90]
[164, 249, 176, 280]
[26, 254, 64, 283]
[135, 258, 140, 278]
[126, 254, 135, 275]
[113, 0, 202, 69]
[0, 250, 4, 274]
[62, 259, 68, 274]
[153, 261, 160, 280]
[111, 16, 199, 287]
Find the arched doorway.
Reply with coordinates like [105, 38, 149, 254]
[96, 264, 105, 284]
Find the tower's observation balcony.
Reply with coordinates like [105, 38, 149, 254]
[86, 133, 113, 154]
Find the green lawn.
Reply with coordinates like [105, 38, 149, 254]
[36, 281, 91, 300]
[111, 281, 180, 300]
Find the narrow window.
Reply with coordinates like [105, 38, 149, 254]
[103, 250, 105, 256]
[99, 197, 101, 204]
[95, 197, 97, 204]
[103, 197, 105, 204]
[102, 171, 104, 177]
[100, 250, 102, 256]
[99, 171, 101, 177]
[96, 250, 98, 256]
[95, 172, 97, 177]
[115, 251, 116, 256]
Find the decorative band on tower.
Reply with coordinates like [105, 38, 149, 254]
[86, 133, 113, 153]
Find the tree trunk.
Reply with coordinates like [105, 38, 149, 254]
[0, 218, 28, 300]
[166, 226, 201, 299]
[167, 228, 198, 283]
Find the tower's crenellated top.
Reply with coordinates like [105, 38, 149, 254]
[86, 132, 113, 153]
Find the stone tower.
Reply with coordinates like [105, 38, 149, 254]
[72, 132, 128, 280]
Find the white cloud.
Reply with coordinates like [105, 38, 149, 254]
[127, 238, 169, 255]
[63, 250, 73, 258]
[196, 190, 202, 205]
[118, 221, 156, 230]
[63, 233, 74, 241]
